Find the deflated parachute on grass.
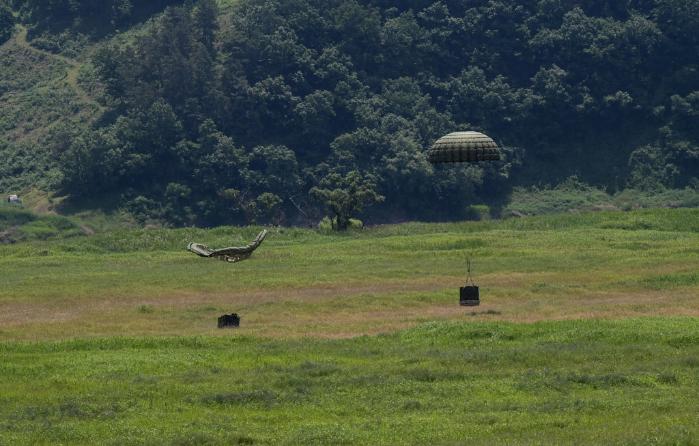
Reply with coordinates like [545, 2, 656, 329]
[187, 230, 267, 263]
[427, 131, 501, 164]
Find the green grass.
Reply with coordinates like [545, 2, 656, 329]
[506, 180, 699, 216]
[1, 208, 699, 444]
[1, 319, 699, 445]
[1, 208, 698, 340]
[0, 206, 84, 242]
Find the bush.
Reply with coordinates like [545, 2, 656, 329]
[614, 188, 699, 210]
[466, 205, 491, 220]
[506, 177, 699, 216]
[0, 207, 83, 241]
[0, 207, 37, 230]
[505, 177, 613, 216]
[318, 216, 363, 233]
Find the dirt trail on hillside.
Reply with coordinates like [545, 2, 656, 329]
[14, 25, 105, 114]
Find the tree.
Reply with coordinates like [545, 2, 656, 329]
[255, 192, 283, 224]
[310, 171, 384, 230]
[627, 145, 679, 190]
[192, 120, 248, 195]
[0, 1, 14, 44]
[49, 0, 699, 225]
[192, 0, 218, 53]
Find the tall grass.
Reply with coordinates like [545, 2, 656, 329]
[506, 180, 699, 216]
[1, 319, 699, 444]
[0, 207, 83, 241]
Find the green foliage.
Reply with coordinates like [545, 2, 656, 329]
[317, 216, 363, 233]
[311, 171, 384, 230]
[18, 0, 184, 40]
[0, 206, 35, 228]
[507, 177, 699, 216]
[8, 1, 186, 58]
[0, 206, 83, 242]
[628, 145, 679, 190]
[3, 0, 699, 225]
[0, 1, 14, 44]
[0, 19, 103, 193]
[506, 177, 615, 216]
[18, 216, 80, 240]
[613, 187, 699, 210]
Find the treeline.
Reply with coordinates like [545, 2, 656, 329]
[16, 0, 182, 34]
[11, 0, 183, 54]
[47, 0, 699, 226]
[0, 0, 14, 44]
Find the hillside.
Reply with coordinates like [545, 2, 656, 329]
[0, 0, 698, 226]
[0, 25, 93, 193]
[0, 0, 172, 198]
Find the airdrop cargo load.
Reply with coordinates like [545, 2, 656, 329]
[218, 313, 240, 328]
[460, 285, 480, 306]
[460, 259, 480, 306]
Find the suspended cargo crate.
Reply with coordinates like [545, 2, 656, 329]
[460, 258, 480, 306]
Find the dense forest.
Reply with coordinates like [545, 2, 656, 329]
[0, 1, 13, 43]
[3, 0, 699, 226]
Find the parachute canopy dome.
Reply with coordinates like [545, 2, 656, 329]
[427, 131, 501, 164]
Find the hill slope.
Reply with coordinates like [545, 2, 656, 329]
[1, 0, 698, 226]
[0, 23, 101, 194]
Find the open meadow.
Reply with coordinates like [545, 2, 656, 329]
[1, 208, 699, 444]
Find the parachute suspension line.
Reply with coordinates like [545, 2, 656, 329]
[466, 256, 475, 286]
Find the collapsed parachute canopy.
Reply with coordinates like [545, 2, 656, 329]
[427, 131, 501, 164]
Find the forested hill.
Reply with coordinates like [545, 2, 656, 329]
[1, 0, 698, 226]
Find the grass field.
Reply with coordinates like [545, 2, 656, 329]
[1, 208, 699, 444]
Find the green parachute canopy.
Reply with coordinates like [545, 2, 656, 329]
[427, 131, 501, 164]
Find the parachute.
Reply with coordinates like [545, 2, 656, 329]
[187, 230, 268, 263]
[427, 131, 501, 164]
[426, 132, 502, 307]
